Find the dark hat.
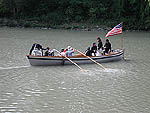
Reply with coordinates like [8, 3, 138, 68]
[97, 37, 100, 40]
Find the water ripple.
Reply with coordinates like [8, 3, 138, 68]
[0, 65, 30, 70]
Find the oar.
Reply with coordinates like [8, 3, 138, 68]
[55, 49, 87, 72]
[72, 48, 106, 70]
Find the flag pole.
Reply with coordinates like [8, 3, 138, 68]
[121, 22, 123, 49]
[121, 33, 123, 49]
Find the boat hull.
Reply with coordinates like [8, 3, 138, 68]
[27, 49, 124, 66]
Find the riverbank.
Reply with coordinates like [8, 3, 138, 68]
[0, 18, 149, 31]
[0, 18, 112, 31]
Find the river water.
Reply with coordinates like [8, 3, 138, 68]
[0, 27, 150, 113]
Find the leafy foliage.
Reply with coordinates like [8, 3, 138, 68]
[0, 0, 150, 30]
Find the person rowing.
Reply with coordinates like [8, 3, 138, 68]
[91, 43, 97, 56]
[59, 48, 65, 56]
[55, 49, 87, 72]
[44, 47, 54, 56]
[85, 47, 92, 56]
[65, 46, 74, 57]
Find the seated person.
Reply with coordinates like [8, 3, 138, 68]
[85, 47, 92, 56]
[60, 48, 65, 56]
[91, 43, 97, 56]
[45, 47, 54, 56]
[30, 43, 46, 55]
[32, 48, 42, 56]
[64, 48, 68, 53]
[65, 46, 74, 57]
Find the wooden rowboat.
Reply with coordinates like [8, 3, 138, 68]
[26, 49, 124, 66]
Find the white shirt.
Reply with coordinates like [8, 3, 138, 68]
[32, 48, 42, 56]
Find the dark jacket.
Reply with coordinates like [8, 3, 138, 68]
[91, 46, 97, 53]
[98, 41, 103, 50]
[85, 50, 92, 56]
[45, 50, 49, 56]
[104, 42, 111, 53]
[36, 44, 43, 50]
[104, 42, 111, 50]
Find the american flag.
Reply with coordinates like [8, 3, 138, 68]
[105, 23, 122, 37]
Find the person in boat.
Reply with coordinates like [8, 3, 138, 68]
[60, 48, 65, 56]
[85, 47, 92, 56]
[45, 47, 50, 56]
[63, 48, 68, 53]
[104, 39, 111, 55]
[65, 46, 74, 57]
[30, 43, 45, 55]
[91, 43, 97, 56]
[45, 47, 54, 56]
[97, 37, 103, 51]
[32, 47, 42, 56]
[36, 43, 47, 56]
